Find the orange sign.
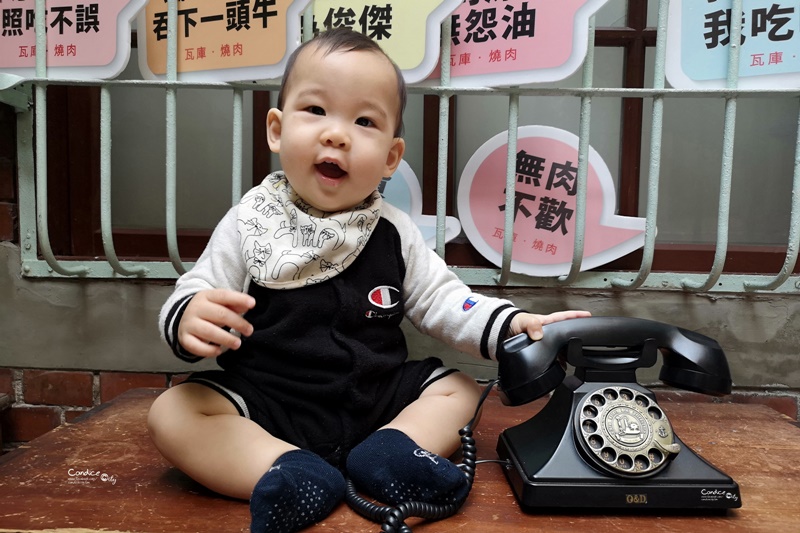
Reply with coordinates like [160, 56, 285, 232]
[138, 0, 312, 81]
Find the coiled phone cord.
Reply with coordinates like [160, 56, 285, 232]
[345, 379, 499, 533]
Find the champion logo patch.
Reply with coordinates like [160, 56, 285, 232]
[462, 296, 479, 312]
[368, 286, 401, 309]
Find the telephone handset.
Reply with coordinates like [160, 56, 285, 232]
[496, 316, 741, 510]
[498, 316, 732, 406]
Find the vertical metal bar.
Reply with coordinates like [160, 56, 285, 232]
[612, 0, 669, 289]
[303, 4, 314, 39]
[558, 17, 596, 284]
[682, 0, 742, 291]
[743, 100, 800, 291]
[99, 86, 147, 276]
[165, 0, 186, 275]
[497, 92, 519, 286]
[33, 0, 87, 276]
[17, 88, 38, 275]
[436, 17, 453, 258]
[231, 88, 244, 204]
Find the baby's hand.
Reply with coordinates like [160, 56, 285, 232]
[509, 310, 592, 342]
[177, 289, 256, 358]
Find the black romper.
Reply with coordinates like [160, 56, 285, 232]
[182, 218, 446, 467]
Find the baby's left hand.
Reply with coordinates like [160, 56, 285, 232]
[509, 310, 592, 342]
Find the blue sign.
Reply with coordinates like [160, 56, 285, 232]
[666, 0, 800, 88]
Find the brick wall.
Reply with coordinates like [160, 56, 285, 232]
[0, 368, 188, 453]
[0, 366, 798, 454]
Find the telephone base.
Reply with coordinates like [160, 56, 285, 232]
[496, 382, 742, 511]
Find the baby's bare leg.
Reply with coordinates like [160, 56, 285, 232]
[149, 383, 346, 532]
[384, 371, 482, 457]
[346, 371, 482, 506]
[147, 383, 296, 499]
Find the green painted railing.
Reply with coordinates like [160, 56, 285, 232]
[4, 0, 800, 292]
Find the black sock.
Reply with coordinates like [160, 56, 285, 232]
[346, 428, 469, 506]
[250, 449, 346, 533]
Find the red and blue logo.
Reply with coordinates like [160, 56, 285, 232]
[368, 286, 401, 309]
[462, 296, 479, 312]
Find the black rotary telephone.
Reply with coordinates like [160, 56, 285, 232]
[496, 316, 741, 511]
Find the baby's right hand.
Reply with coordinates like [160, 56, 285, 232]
[177, 289, 256, 358]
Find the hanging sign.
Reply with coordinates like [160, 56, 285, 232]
[137, 0, 312, 81]
[381, 160, 461, 249]
[310, 0, 463, 83]
[137, 0, 461, 83]
[426, 0, 610, 87]
[457, 126, 646, 277]
[0, 0, 146, 79]
[666, 0, 800, 89]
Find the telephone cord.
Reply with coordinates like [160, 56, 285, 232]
[344, 379, 499, 533]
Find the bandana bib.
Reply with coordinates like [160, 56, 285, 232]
[238, 172, 382, 289]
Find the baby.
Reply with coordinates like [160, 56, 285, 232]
[148, 27, 589, 533]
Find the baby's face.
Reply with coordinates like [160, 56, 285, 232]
[267, 45, 405, 212]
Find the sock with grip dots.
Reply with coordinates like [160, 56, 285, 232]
[345, 428, 470, 506]
[250, 449, 346, 533]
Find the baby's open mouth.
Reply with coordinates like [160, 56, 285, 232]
[317, 161, 346, 179]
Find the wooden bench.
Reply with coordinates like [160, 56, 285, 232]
[0, 387, 798, 532]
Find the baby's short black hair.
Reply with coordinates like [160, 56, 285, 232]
[277, 26, 407, 137]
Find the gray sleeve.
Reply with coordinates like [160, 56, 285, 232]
[158, 205, 249, 355]
[385, 204, 522, 361]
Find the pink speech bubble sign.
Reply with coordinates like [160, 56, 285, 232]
[427, 0, 609, 87]
[0, 0, 146, 79]
[457, 126, 645, 277]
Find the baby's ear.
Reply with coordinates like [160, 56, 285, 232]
[266, 108, 282, 153]
[383, 137, 405, 177]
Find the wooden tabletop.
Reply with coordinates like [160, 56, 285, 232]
[0, 387, 798, 532]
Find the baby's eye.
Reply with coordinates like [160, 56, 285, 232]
[355, 117, 374, 128]
[306, 106, 325, 116]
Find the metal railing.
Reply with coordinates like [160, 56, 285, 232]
[3, 0, 800, 292]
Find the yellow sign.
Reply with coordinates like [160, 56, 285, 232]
[311, 0, 462, 82]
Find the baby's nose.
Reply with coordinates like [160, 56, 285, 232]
[323, 125, 349, 148]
